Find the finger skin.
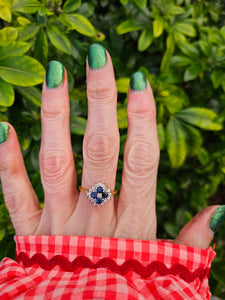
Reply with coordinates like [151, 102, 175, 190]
[0, 123, 41, 235]
[174, 206, 220, 249]
[75, 51, 119, 236]
[39, 69, 78, 234]
[116, 82, 159, 240]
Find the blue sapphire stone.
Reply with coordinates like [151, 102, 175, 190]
[91, 192, 97, 198]
[97, 186, 103, 193]
[96, 198, 103, 204]
[102, 192, 108, 198]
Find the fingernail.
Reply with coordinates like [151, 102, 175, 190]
[130, 71, 147, 91]
[46, 60, 64, 88]
[210, 206, 225, 233]
[0, 123, 9, 144]
[88, 43, 107, 69]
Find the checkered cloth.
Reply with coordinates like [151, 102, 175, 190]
[0, 236, 215, 299]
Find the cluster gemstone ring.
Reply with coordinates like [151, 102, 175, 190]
[79, 183, 117, 207]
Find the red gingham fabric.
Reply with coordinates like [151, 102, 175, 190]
[0, 236, 215, 299]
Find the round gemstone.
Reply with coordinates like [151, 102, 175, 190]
[91, 192, 97, 198]
[97, 186, 103, 193]
[96, 198, 103, 204]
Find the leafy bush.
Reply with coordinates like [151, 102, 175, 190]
[0, 0, 224, 297]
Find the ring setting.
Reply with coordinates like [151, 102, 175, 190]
[79, 182, 117, 207]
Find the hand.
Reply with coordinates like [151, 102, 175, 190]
[0, 44, 223, 249]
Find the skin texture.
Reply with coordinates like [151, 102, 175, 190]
[0, 47, 223, 249]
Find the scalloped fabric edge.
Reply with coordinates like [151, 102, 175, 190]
[16, 252, 211, 283]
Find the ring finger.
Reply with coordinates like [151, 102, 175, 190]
[76, 44, 119, 236]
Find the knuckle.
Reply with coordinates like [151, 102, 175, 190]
[41, 151, 73, 184]
[42, 104, 66, 120]
[128, 110, 156, 124]
[126, 141, 159, 177]
[84, 133, 119, 167]
[87, 84, 116, 104]
[4, 188, 25, 216]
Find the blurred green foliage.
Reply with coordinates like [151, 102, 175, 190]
[0, 0, 224, 297]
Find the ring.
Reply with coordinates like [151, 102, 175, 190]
[79, 182, 117, 207]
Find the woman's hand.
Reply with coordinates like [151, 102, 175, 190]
[0, 44, 223, 249]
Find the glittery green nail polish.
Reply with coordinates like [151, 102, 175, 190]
[88, 43, 107, 69]
[130, 71, 147, 91]
[0, 123, 9, 144]
[210, 206, 225, 233]
[46, 60, 64, 88]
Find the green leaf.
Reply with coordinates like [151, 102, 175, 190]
[0, 113, 8, 122]
[134, 0, 146, 9]
[18, 24, 40, 41]
[116, 78, 130, 93]
[17, 17, 31, 26]
[63, 0, 81, 13]
[77, 3, 95, 18]
[0, 0, 12, 22]
[16, 86, 41, 107]
[0, 78, 14, 107]
[153, 18, 164, 38]
[47, 24, 71, 55]
[198, 40, 211, 56]
[157, 123, 165, 150]
[12, 0, 43, 13]
[60, 14, 95, 37]
[161, 49, 173, 73]
[0, 56, 45, 86]
[180, 122, 202, 156]
[0, 28, 18, 46]
[159, 85, 189, 114]
[164, 222, 179, 238]
[34, 29, 48, 66]
[156, 190, 168, 204]
[31, 122, 41, 141]
[166, 118, 187, 168]
[138, 27, 153, 52]
[197, 148, 209, 166]
[70, 116, 87, 135]
[178, 42, 199, 59]
[120, 0, 129, 4]
[0, 42, 30, 60]
[167, 5, 184, 15]
[116, 19, 142, 35]
[171, 55, 194, 66]
[184, 64, 201, 81]
[211, 69, 225, 89]
[175, 107, 222, 131]
[117, 105, 127, 129]
[173, 22, 196, 37]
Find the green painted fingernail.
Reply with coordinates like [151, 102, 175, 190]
[46, 60, 64, 88]
[130, 72, 147, 91]
[88, 43, 107, 69]
[210, 206, 225, 233]
[0, 123, 9, 144]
